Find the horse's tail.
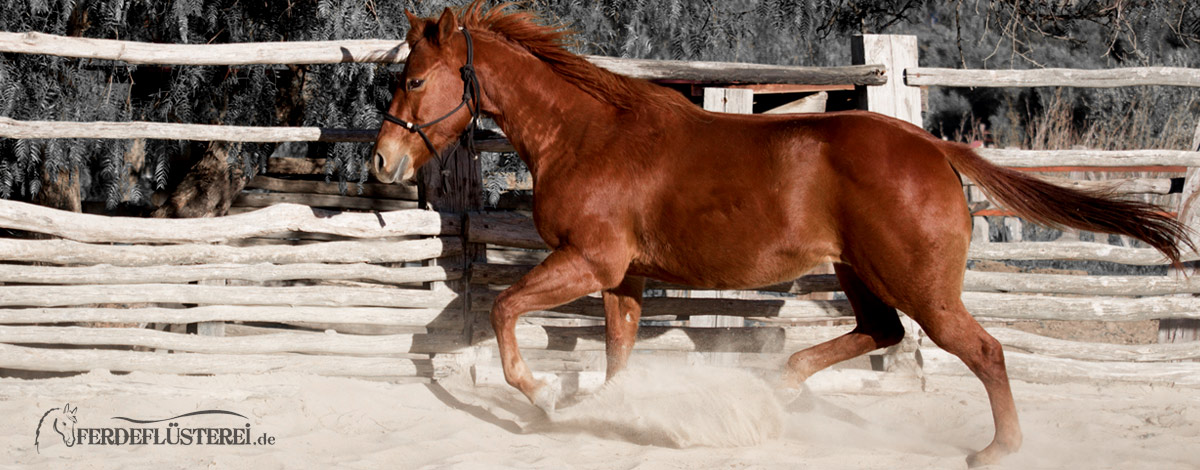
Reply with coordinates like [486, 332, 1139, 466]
[943, 142, 1194, 268]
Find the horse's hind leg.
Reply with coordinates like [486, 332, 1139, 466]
[602, 274, 644, 379]
[778, 264, 904, 417]
[905, 297, 1021, 467]
[781, 263, 905, 389]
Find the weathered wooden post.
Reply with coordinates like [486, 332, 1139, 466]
[1164, 121, 1200, 344]
[420, 141, 486, 376]
[853, 34, 924, 386]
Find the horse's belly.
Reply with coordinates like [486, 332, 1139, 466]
[631, 231, 840, 290]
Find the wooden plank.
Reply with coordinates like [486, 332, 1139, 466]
[974, 208, 1174, 218]
[0, 237, 460, 266]
[0, 199, 456, 243]
[246, 175, 418, 200]
[0, 306, 451, 327]
[906, 66, 1200, 88]
[961, 292, 1200, 322]
[724, 84, 853, 94]
[233, 192, 417, 211]
[469, 211, 546, 250]
[0, 116, 376, 142]
[0, 31, 409, 64]
[586, 56, 886, 85]
[702, 88, 754, 114]
[0, 284, 459, 308]
[0, 31, 888, 85]
[963, 271, 1198, 296]
[762, 92, 827, 114]
[0, 343, 429, 377]
[0, 325, 466, 355]
[1012, 165, 1187, 173]
[977, 148, 1200, 167]
[1023, 175, 1178, 195]
[0, 263, 457, 285]
[987, 327, 1200, 362]
[967, 241, 1194, 265]
[267, 157, 327, 175]
[921, 348, 1200, 387]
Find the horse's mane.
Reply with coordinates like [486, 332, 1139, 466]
[454, 1, 693, 113]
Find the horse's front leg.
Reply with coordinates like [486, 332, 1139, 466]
[491, 246, 626, 414]
[602, 274, 644, 379]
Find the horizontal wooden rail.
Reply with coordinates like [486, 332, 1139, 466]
[0, 199, 456, 243]
[585, 56, 887, 85]
[0, 116, 377, 142]
[0, 263, 457, 285]
[0, 31, 410, 64]
[0, 325, 461, 356]
[988, 327, 1200, 362]
[921, 348, 1200, 387]
[0, 237, 460, 266]
[0, 306, 454, 328]
[967, 241, 1188, 265]
[976, 148, 1200, 167]
[0, 31, 887, 85]
[906, 66, 1200, 88]
[232, 192, 418, 211]
[246, 175, 418, 200]
[1030, 176, 1180, 195]
[0, 342, 429, 377]
[0, 284, 459, 308]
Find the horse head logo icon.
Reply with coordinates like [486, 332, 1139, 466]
[35, 403, 77, 453]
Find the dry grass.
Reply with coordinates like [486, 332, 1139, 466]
[993, 87, 1199, 151]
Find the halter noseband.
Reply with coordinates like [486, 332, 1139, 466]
[382, 27, 482, 167]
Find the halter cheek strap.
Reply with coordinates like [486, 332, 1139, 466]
[382, 27, 482, 168]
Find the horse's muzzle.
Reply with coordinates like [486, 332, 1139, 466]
[372, 152, 412, 184]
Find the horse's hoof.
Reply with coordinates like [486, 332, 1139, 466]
[965, 446, 1008, 468]
[530, 374, 561, 416]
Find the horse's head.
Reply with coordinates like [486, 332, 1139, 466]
[54, 403, 77, 447]
[373, 7, 479, 184]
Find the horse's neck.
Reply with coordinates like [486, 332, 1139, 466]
[475, 40, 614, 175]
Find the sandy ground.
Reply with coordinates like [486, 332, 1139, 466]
[2, 364, 1196, 470]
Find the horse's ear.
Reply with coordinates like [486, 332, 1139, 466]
[404, 10, 427, 41]
[435, 7, 459, 45]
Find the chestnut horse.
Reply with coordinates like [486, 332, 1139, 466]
[372, 3, 1191, 467]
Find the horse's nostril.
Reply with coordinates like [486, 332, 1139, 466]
[373, 152, 386, 173]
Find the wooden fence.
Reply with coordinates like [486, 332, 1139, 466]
[2, 32, 1200, 393]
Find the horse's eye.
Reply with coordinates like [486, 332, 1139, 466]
[407, 78, 425, 91]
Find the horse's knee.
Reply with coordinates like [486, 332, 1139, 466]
[489, 290, 523, 332]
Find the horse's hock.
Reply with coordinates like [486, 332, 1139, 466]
[0, 31, 1199, 394]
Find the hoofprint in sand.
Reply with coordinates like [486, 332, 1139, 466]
[1, 365, 1195, 470]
